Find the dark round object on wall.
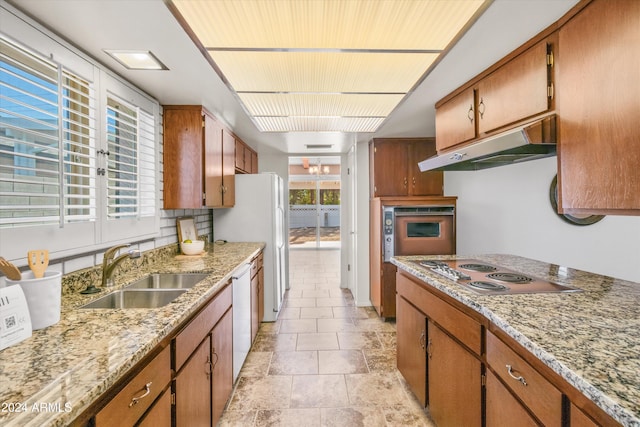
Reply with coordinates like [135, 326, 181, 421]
[549, 175, 605, 226]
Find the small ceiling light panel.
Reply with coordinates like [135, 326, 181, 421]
[104, 50, 168, 70]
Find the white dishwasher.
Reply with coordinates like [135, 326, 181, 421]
[232, 263, 251, 382]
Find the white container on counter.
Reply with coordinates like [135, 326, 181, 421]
[6, 271, 62, 330]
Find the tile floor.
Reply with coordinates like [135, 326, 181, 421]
[219, 249, 435, 426]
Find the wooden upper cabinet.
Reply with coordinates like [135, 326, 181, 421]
[234, 137, 259, 174]
[234, 138, 245, 171]
[436, 87, 476, 151]
[477, 39, 552, 135]
[557, 0, 640, 215]
[369, 138, 443, 197]
[163, 105, 234, 209]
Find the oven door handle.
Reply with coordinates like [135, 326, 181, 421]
[393, 212, 454, 217]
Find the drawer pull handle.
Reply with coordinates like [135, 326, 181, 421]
[506, 365, 527, 386]
[129, 382, 152, 407]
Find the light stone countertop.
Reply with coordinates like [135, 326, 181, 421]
[392, 254, 640, 427]
[0, 241, 264, 427]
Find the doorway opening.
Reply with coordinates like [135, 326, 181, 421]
[288, 156, 341, 249]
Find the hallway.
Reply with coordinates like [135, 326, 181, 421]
[219, 249, 435, 426]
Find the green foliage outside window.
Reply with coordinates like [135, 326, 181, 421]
[289, 189, 340, 205]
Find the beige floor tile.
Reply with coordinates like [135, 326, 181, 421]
[353, 317, 397, 332]
[218, 409, 257, 427]
[301, 289, 331, 298]
[320, 407, 387, 427]
[286, 289, 303, 298]
[252, 333, 297, 352]
[258, 321, 280, 334]
[278, 307, 301, 319]
[363, 348, 397, 373]
[337, 331, 382, 350]
[316, 297, 350, 307]
[269, 351, 318, 375]
[345, 372, 408, 407]
[279, 318, 317, 333]
[318, 350, 369, 374]
[239, 351, 272, 378]
[300, 307, 334, 319]
[377, 331, 397, 350]
[317, 318, 357, 333]
[296, 333, 339, 351]
[382, 404, 436, 427]
[290, 375, 349, 408]
[255, 408, 321, 427]
[227, 376, 292, 411]
[332, 306, 370, 319]
[286, 297, 317, 308]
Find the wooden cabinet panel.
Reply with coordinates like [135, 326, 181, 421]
[369, 138, 443, 198]
[477, 40, 550, 135]
[137, 387, 172, 427]
[257, 264, 264, 328]
[221, 129, 235, 207]
[162, 107, 204, 209]
[557, 0, 640, 214]
[485, 369, 538, 427]
[251, 271, 259, 343]
[397, 272, 481, 355]
[486, 331, 562, 427]
[211, 308, 233, 425]
[175, 336, 211, 427]
[396, 295, 427, 406]
[203, 111, 223, 208]
[570, 403, 601, 427]
[95, 346, 171, 427]
[427, 321, 482, 427]
[436, 87, 476, 151]
[251, 151, 258, 173]
[174, 284, 232, 371]
[235, 138, 245, 170]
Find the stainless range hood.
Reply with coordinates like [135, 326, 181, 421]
[418, 115, 557, 172]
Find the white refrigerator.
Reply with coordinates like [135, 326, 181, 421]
[213, 173, 287, 322]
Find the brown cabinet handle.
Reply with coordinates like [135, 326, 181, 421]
[419, 330, 426, 350]
[478, 98, 485, 119]
[403, 177, 407, 187]
[212, 349, 219, 370]
[205, 356, 212, 379]
[128, 382, 152, 407]
[467, 104, 474, 123]
[426, 338, 433, 360]
[506, 364, 527, 386]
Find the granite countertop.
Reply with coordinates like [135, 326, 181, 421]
[0, 241, 264, 427]
[392, 254, 640, 427]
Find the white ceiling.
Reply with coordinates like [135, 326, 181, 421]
[6, 0, 579, 155]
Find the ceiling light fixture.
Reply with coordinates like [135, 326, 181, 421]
[168, 0, 488, 133]
[103, 49, 168, 70]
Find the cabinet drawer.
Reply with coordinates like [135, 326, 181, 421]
[396, 272, 481, 355]
[486, 331, 562, 426]
[174, 283, 232, 370]
[95, 346, 171, 427]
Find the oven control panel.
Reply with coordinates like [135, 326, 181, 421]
[383, 208, 394, 262]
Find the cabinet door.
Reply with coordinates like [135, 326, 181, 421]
[435, 87, 476, 151]
[257, 265, 264, 327]
[137, 387, 172, 427]
[477, 40, 550, 135]
[396, 296, 427, 406]
[251, 271, 259, 343]
[427, 321, 481, 427]
[204, 113, 223, 207]
[485, 369, 538, 427]
[557, 0, 640, 214]
[251, 151, 258, 173]
[163, 107, 203, 209]
[235, 138, 245, 171]
[370, 139, 408, 197]
[221, 129, 236, 207]
[243, 145, 253, 174]
[211, 309, 233, 425]
[408, 140, 443, 196]
[175, 336, 211, 427]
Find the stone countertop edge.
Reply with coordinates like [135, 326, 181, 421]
[0, 241, 265, 427]
[392, 254, 640, 427]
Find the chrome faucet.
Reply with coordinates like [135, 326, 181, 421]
[101, 244, 141, 287]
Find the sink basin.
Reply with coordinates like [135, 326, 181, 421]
[125, 273, 209, 290]
[81, 289, 187, 309]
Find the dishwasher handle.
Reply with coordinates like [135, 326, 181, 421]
[232, 263, 251, 280]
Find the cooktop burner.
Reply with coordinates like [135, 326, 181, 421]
[468, 281, 507, 291]
[411, 259, 583, 295]
[459, 263, 497, 272]
[486, 272, 532, 284]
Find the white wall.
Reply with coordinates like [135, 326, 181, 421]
[444, 157, 640, 283]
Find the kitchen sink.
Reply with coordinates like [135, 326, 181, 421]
[125, 273, 209, 290]
[81, 289, 187, 309]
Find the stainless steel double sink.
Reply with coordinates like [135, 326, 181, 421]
[81, 273, 209, 309]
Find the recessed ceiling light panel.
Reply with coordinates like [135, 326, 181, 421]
[104, 49, 168, 70]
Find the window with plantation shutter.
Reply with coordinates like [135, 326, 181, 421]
[0, 16, 159, 262]
[0, 35, 96, 229]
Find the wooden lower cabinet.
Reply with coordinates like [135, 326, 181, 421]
[137, 387, 172, 427]
[485, 369, 538, 427]
[175, 336, 212, 426]
[427, 321, 482, 427]
[396, 295, 427, 406]
[211, 308, 233, 423]
[570, 403, 601, 427]
[250, 252, 264, 343]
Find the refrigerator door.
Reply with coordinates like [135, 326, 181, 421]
[213, 173, 286, 321]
